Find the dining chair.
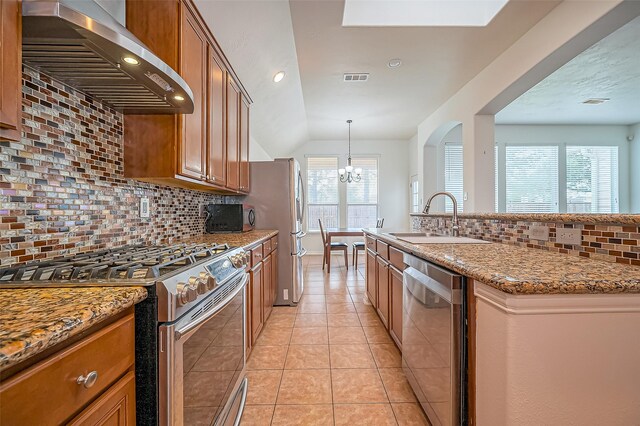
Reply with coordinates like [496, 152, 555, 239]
[318, 219, 349, 270]
[353, 218, 384, 268]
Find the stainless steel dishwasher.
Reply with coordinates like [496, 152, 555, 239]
[402, 253, 466, 426]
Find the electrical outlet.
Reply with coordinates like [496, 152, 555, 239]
[139, 197, 150, 218]
[283, 289, 289, 300]
[529, 225, 549, 241]
[556, 228, 582, 245]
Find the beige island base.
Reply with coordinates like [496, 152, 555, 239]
[475, 283, 640, 425]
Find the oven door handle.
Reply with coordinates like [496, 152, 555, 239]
[175, 273, 248, 340]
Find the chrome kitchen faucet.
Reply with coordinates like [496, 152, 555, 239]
[423, 191, 460, 237]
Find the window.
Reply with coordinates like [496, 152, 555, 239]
[505, 146, 559, 213]
[410, 175, 420, 213]
[444, 144, 463, 212]
[566, 146, 618, 213]
[307, 157, 339, 230]
[347, 157, 378, 228]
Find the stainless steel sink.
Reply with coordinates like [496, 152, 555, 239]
[384, 232, 489, 245]
[386, 232, 443, 238]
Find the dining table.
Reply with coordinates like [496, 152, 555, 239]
[323, 227, 365, 273]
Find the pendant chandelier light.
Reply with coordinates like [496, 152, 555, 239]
[339, 120, 362, 183]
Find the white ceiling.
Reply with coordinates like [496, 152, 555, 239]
[193, 0, 310, 157]
[195, 0, 560, 156]
[496, 16, 640, 126]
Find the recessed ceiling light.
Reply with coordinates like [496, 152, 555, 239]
[582, 98, 610, 105]
[388, 59, 402, 68]
[174, 95, 185, 101]
[123, 56, 140, 65]
[273, 71, 286, 83]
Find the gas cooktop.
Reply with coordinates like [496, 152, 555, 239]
[0, 243, 230, 286]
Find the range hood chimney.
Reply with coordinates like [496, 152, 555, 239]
[21, 0, 194, 114]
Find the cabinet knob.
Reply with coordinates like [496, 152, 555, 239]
[77, 371, 98, 389]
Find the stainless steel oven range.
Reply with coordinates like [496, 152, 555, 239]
[0, 242, 252, 426]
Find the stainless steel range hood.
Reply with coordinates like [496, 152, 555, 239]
[22, 0, 194, 114]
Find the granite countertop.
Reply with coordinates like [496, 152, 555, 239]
[179, 229, 278, 248]
[364, 228, 640, 295]
[410, 212, 640, 225]
[0, 287, 147, 373]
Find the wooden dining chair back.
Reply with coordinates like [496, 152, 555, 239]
[353, 218, 384, 268]
[318, 219, 349, 271]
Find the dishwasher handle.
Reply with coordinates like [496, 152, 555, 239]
[404, 266, 462, 305]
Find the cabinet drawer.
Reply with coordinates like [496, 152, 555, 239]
[0, 314, 135, 425]
[389, 246, 406, 271]
[271, 236, 279, 251]
[262, 239, 272, 256]
[365, 236, 377, 251]
[376, 240, 389, 260]
[68, 371, 136, 426]
[251, 245, 264, 266]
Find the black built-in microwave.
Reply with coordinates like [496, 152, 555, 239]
[205, 204, 255, 233]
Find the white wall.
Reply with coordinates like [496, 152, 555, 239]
[414, 0, 639, 212]
[289, 139, 410, 254]
[249, 136, 273, 161]
[631, 123, 640, 212]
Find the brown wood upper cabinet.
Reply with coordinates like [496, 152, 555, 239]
[124, 0, 251, 194]
[208, 50, 227, 184]
[239, 95, 250, 193]
[179, 6, 207, 181]
[0, 0, 21, 142]
[226, 77, 240, 191]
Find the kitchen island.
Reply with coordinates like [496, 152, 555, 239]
[363, 228, 640, 426]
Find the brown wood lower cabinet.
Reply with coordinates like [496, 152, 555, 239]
[68, 371, 136, 426]
[250, 261, 263, 345]
[0, 312, 136, 425]
[246, 237, 279, 353]
[262, 254, 273, 322]
[389, 265, 404, 349]
[366, 249, 377, 307]
[376, 256, 390, 328]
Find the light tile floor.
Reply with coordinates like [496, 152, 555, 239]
[240, 254, 430, 425]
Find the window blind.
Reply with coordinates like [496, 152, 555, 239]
[505, 146, 559, 213]
[307, 157, 339, 230]
[444, 144, 463, 212]
[347, 157, 378, 228]
[566, 146, 619, 213]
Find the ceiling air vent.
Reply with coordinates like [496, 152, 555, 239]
[343, 73, 369, 82]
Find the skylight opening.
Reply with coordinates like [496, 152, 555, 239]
[342, 0, 510, 27]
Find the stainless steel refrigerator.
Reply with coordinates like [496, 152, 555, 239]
[245, 158, 306, 305]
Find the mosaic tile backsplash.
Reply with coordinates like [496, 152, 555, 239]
[411, 214, 640, 266]
[0, 68, 239, 267]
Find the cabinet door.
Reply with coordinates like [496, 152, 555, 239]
[245, 282, 252, 358]
[262, 254, 272, 321]
[239, 96, 250, 192]
[376, 256, 389, 329]
[250, 262, 263, 345]
[0, 0, 21, 141]
[271, 248, 278, 306]
[225, 77, 240, 191]
[207, 48, 226, 185]
[389, 265, 403, 349]
[179, 4, 207, 180]
[67, 371, 136, 426]
[366, 249, 377, 307]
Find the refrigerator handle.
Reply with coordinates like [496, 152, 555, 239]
[298, 171, 305, 224]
